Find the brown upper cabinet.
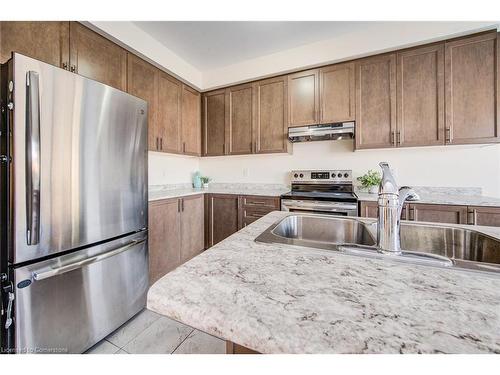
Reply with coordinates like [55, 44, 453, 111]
[202, 77, 290, 157]
[127, 53, 159, 151]
[69, 22, 127, 91]
[445, 31, 499, 145]
[254, 76, 289, 154]
[0, 21, 69, 66]
[157, 72, 182, 153]
[226, 83, 254, 155]
[203, 89, 227, 156]
[355, 53, 397, 149]
[319, 62, 355, 123]
[288, 69, 320, 127]
[396, 43, 445, 147]
[181, 85, 201, 156]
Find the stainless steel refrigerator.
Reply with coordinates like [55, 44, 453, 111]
[0, 53, 148, 353]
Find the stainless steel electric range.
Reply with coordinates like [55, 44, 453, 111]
[281, 170, 358, 216]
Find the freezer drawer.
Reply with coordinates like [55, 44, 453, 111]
[13, 231, 148, 354]
[9, 53, 148, 264]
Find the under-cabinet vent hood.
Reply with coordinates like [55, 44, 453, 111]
[288, 122, 355, 143]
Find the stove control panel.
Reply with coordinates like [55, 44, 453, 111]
[291, 170, 352, 183]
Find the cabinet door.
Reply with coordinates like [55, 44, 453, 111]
[0, 21, 69, 67]
[467, 206, 500, 227]
[360, 201, 409, 220]
[288, 69, 319, 127]
[158, 72, 182, 153]
[254, 76, 289, 154]
[202, 89, 227, 156]
[180, 195, 205, 262]
[148, 199, 181, 285]
[409, 203, 467, 224]
[127, 53, 159, 151]
[181, 85, 201, 155]
[319, 63, 355, 123]
[397, 44, 445, 147]
[445, 32, 499, 144]
[207, 194, 239, 247]
[226, 84, 254, 155]
[355, 54, 397, 149]
[69, 22, 127, 91]
[359, 201, 378, 218]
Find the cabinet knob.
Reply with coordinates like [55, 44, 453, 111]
[62, 62, 69, 70]
[70, 65, 76, 73]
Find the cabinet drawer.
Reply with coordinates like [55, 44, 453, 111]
[240, 195, 280, 209]
[241, 207, 274, 227]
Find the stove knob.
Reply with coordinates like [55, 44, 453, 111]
[331, 173, 336, 178]
[344, 173, 349, 178]
[337, 173, 342, 178]
[299, 173, 304, 178]
[294, 173, 298, 178]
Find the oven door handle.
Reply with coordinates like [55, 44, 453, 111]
[282, 200, 357, 212]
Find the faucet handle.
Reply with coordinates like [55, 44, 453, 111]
[378, 162, 399, 196]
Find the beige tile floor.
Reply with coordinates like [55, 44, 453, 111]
[85, 309, 225, 354]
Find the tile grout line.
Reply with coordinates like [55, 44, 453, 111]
[116, 311, 163, 350]
[170, 328, 195, 354]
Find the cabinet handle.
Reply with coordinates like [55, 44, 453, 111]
[62, 62, 69, 70]
[181, 198, 184, 212]
[183, 142, 186, 153]
[409, 207, 415, 221]
[391, 131, 395, 145]
[467, 209, 477, 225]
[156, 137, 159, 150]
[445, 128, 452, 144]
[222, 143, 226, 155]
[70, 65, 76, 73]
[160, 138, 163, 150]
[177, 199, 181, 213]
[396, 131, 401, 145]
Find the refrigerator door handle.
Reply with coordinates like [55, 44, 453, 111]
[26, 71, 41, 246]
[32, 238, 147, 281]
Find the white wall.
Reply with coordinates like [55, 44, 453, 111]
[148, 152, 200, 186]
[202, 22, 498, 89]
[199, 141, 500, 197]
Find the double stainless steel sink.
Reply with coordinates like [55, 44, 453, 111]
[255, 214, 500, 274]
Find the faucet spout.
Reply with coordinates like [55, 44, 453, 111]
[376, 163, 416, 255]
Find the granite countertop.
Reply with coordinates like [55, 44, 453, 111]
[147, 211, 500, 354]
[149, 183, 289, 202]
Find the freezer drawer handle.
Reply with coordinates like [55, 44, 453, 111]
[32, 238, 147, 281]
[26, 71, 41, 245]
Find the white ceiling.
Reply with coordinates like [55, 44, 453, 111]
[133, 21, 370, 71]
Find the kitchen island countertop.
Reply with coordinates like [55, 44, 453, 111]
[147, 211, 500, 354]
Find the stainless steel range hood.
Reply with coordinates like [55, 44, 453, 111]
[288, 122, 355, 143]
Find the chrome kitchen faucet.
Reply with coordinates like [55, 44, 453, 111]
[377, 162, 418, 254]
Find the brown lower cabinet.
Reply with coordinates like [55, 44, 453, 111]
[359, 201, 500, 226]
[239, 195, 280, 228]
[205, 194, 280, 248]
[148, 195, 204, 284]
[467, 206, 500, 226]
[206, 194, 240, 247]
[226, 341, 259, 354]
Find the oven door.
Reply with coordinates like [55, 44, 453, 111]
[281, 199, 358, 217]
